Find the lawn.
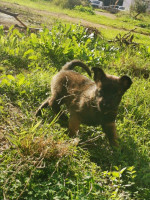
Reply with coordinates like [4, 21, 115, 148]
[0, 1, 150, 199]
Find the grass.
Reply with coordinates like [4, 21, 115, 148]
[0, 1, 150, 199]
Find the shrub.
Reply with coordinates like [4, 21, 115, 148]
[52, 0, 89, 9]
[130, 0, 148, 18]
[74, 5, 95, 15]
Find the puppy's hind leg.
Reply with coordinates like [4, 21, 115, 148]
[35, 96, 60, 117]
[35, 97, 50, 116]
[49, 95, 68, 121]
[68, 113, 80, 137]
[36, 94, 68, 123]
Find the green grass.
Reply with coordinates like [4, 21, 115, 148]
[0, 0, 150, 199]
[0, 22, 150, 199]
[100, 28, 150, 45]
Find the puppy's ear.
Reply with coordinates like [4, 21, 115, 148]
[92, 67, 106, 86]
[120, 75, 132, 91]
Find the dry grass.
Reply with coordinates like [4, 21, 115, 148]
[20, 134, 79, 159]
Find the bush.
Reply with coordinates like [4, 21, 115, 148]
[74, 5, 95, 15]
[130, 0, 148, 18]
[52, 0, 89, 9]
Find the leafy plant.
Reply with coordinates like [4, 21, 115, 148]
[130, 0, 148, 18]
[52, 0, 89, 9]
[74, 5, 95, 15]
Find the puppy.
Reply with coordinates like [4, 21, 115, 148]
[36, 60, 132, 147]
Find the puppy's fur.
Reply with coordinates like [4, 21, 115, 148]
[36, 60, 132, 147]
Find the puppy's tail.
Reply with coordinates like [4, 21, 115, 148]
[35, 97, 49, 116]
[62, 60, 91, 77]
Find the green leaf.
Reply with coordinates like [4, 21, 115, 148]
[7, 75, 15, 81]
[18, 76, 25, 86]
[112, 171, 120, 178]
[23, 49, 34, 57]
[120, 167, 127, 174]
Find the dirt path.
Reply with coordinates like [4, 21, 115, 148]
[0, 12, 21, 27]
[95, 11, 116, 19]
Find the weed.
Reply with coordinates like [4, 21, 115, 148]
[74, 5, 95, 15]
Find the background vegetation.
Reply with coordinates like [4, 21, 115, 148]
[0, 0, 150, 199]
[2, 0, 150, 41]
[130, 0, 148, 18]
[52, 0, 89, 9]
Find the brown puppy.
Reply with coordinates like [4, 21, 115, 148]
[36, 60, 132, 147]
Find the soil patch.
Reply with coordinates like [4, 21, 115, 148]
[95, 11, 116, 19]
[0, 12, 21, 26]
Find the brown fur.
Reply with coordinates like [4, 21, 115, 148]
[36, 60, 132, 147]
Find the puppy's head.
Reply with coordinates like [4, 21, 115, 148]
[92, 67, 132, 111]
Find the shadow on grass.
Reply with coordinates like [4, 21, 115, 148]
[79, 127, 150, 195]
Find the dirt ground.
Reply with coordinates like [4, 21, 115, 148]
[0, 12, 20, 26]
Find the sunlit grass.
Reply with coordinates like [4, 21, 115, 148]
[0, 1, 150, 199]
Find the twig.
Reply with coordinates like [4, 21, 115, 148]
[0, 8, 27, 28]
[122, 28, 136, 38]
[57, 94, 75, 104]
[16, 155, 45, 200]
[108, 28, 139, 46]
[79, 135, 102, 146]
[14, 16, 27, 28]
[50, 158, 62, 178]
[86, 183, 93, 196]
[16, 170, 33, 200]
[3, 160, 24, 200]
[0, 8, 19, 17]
